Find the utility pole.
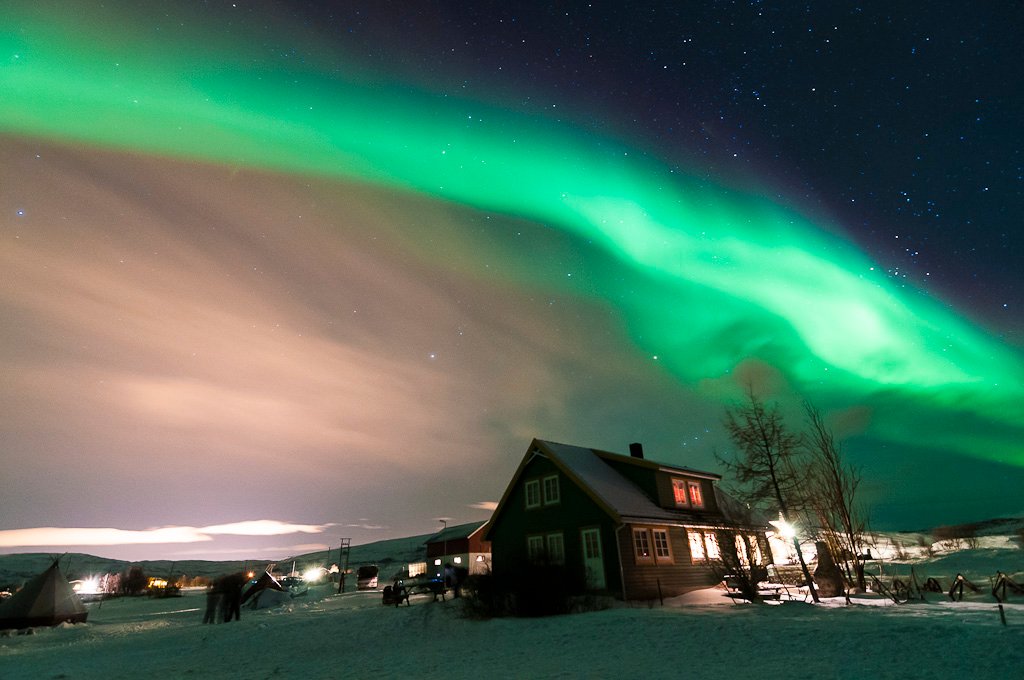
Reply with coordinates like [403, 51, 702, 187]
[440, 519, 448, 563]
[337, 538, 351, 594]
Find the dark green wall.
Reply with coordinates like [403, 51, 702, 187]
[489, 455, 621, 594]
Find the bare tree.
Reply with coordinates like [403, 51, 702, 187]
[719, 390, 819, 603]
[802, 403, 868, 592]
[710, 530, 765, 603]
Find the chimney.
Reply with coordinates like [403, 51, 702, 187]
[628, 442, 644, 459]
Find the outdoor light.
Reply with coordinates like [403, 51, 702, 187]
[770, 518, 797, 540]
[302, 567, 323, 582]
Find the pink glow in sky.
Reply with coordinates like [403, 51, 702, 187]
[1, 140, 716, 560]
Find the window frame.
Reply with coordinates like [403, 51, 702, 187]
[633, 527, 674, 565]
[524, 479, 541, 509]
[687, 530, 706, 563]
[542, 474, 560, 505]
[527, 534, 545, 562]
[632, 528, 654, 564]
[747, 534, 763, 564]
[651, 528, 674, 564]
[735, 534, 750, 566]
[705, 532, 721, 559]
[545, 532, 565, 565]
[687, 481, 705, 509]
[671, 478, 690, 508]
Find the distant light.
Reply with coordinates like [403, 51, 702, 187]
[74, 576, 102, 595]
[433, 558, 441, 566]
[302, 567, 325, 582]
[453, 556, 462, 565]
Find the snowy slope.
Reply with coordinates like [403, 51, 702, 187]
[0, 533, 432, 588]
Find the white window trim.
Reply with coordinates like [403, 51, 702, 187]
[542, 474, 560, 505]
[747, 534, 763, 564]
[705, 532, 721, 559]
[651, 528, 674, 564]
[545, 532, 565, 565]
[735, 534, 750, 566]
[672, 478, 690, 508]
[688, 481, 705, 509]
[688, 530, 706, 562]
[633, 528, 653, 563]
[527, 535, 545, 562]
[525, 479, 541, 509]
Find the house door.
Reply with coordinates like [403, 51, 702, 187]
[581, 528, 606, 590]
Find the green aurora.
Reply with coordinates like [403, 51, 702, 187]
[2, 4, 1022, 472]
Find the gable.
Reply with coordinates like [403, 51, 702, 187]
[484, 440, 616, 541]
[485, 438, 768, 544]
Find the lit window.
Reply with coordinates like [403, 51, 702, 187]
[525, 479, 541, 508]
[653, 529, 672, 562]
[546, 533, 565, 565]
[527, 535, 545, 562]
[705, 532, 721, 559]
[688, 481, 704, 508]
[542, 474, 560, 505]
[735, 535, 750, 566]
[672, 479, 689, 507]
[433, 558, 442, 566]
[747, 535, 763, 564]
[453, 556, 462, 565]
[633, 528, 652, 562]
[688, 530, 706, 562]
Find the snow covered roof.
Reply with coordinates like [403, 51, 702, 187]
[534, 439, 754, 528]
[423, 521, 488, 545]
[539, 441, 685, 524]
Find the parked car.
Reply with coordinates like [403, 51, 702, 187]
[356, 565, 379, 590]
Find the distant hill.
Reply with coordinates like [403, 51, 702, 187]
[0, 532, 433, 587]
[901, 516, 1024, 538]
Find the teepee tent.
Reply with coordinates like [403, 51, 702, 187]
[0, 559, 88, 629]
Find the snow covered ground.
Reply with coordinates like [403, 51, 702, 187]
[3, 525, 1023, 679]
[2, 573, 1023, 679]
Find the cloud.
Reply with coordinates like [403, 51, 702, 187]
[200, 520, 334, 536]
[469, 501, 498, 511]
[340, 523, 384, 531]
[0, 520, 333, 548]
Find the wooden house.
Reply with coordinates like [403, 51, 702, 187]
[412, 521, 491, 579]
[484, 438, 771, 600]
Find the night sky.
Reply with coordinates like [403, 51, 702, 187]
[2, 1, 1021, 561]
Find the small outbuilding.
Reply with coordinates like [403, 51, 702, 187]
[414, 521, 491, 580]
[485, 438, 772, 600]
